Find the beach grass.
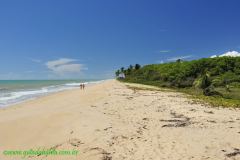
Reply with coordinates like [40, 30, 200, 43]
[122, 81, 240, 108]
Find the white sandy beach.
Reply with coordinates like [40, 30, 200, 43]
[0, 80, 240, 160]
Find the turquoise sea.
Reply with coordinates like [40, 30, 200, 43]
[0, 79, 103, 107]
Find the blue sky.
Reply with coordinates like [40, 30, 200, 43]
[0, 0, 240, 79]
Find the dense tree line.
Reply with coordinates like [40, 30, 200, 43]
[115, 64, 141, 77]
[116, 57, 240, 98]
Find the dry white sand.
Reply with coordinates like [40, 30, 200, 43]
[0, 80, 240, 160]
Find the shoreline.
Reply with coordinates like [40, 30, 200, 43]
[0, 79, 108, 108]
[0, 80, 239, 160]
[0, 79, 110, 110]
[0, 88, 79, 111]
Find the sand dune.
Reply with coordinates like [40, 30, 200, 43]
[0, 80, 240, 160]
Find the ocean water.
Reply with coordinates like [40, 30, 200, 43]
[0, 79, 104, 107]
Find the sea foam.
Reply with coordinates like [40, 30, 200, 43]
[0, 80, 105, 107]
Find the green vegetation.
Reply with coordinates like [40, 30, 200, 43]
[116, 57, 240, 107]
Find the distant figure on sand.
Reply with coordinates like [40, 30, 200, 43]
[80, 83, 85, 90]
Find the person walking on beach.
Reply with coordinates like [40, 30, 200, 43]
[80, 84, 82, 90]
[82, 83, 85, 90]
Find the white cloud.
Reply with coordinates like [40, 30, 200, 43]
[159, 50, 170, 53]
[219, 51, 240, 57]
[167, 55, 192, 61]
[210, 55, 217, 58]
[25, 70, 34, 73]
[29, 58, 41, 63]
[156, 60, 164, 64]
[46, 58, 86, 75]
[211, 51, 240, 58]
